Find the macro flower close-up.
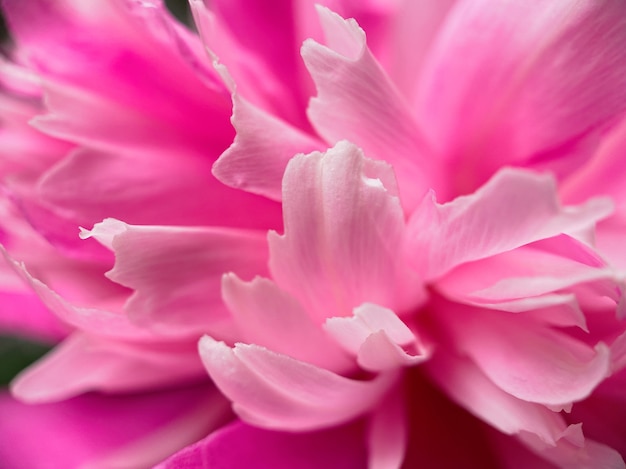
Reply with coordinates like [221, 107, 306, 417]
[2, 0, 626, 468]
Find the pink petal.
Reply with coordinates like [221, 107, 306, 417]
[5, 0, 234, 153]
[385, 0, 456, 100]
[426, 351, 569, 444]
[211, 92, 322, 201]
[38, 147, 282, 230]
[189, 0, 310, 127]
[221, 273, 352, 372]
[367, 384, 408, 469]
[325, 303, 430, 372]
[302, 6, 439, 211]
[416, 0, 626, 193]
[269, 141, 424, 325]
[83, 219, 269, 339]
[435, 241, 620, 329]
[5, 252, 150, 341]
[12, 332, 205, 403]
[407, 167, 612, 279]
[439, 303, 611, 406]
[519, 425, 625, 469]
[0, 384, 226, 469]
[202, 0, 312, 126]
[0, 254, 68, 340]
[156, 419, 367, 469]
[199, 336, 397, 431]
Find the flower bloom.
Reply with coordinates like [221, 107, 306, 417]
[2, 0, 626, 468]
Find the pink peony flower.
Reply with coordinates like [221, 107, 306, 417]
[2, 0, 626, 468]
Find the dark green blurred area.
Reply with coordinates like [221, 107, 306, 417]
[0, 0, 190, 386]
[0, 335, 52, 386]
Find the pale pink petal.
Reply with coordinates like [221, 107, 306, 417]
[435, 242, 620, 329]
[156, 419, 368, 469]
[407, 168, 612, 279]
[199, 336, 397, 431]
[302, 6, 439, 210]
[269, 141, 424, 324]
[416, 0, 626, 193]
[439, 304, 611, 406]
[83, 219, 269, 339]
[221, 273, 352, 372]
[367, 384, 407, 469]
[12, 333, 205, 403]
[426, 351, 568, 444]
[325, 303, 430, 372]
[211, 92, 322, 201]
[561, 117, 626, 270]
[0, 384, 225, 469]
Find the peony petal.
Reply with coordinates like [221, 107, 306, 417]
[367, 384, 408, 469]
[156, 419, 367, 469]
[268, 141, 424, 324]
[5, 252, 151, 341]
[83, 219, 269, 339]
[438, 303, 611, 406]
[221, 273, 352, 372]
[201, 0, 313, 125]
[385, 0, 456, 101]
[325, 303, 430, 372]
[4, 0, 234, 153]
[38, 147, 282, 230]
[0, 252, 68, 340]
[0, 384, 226, 469]
[302, 6, 438, 210]
[519, 425, 625, 469]
[435, 241, 621, 330]
[211, 92, 322, 201]
[416, 0, 626, 193]
[199, 336, 397, 431]
[426, 351, 568, 445]
[406, 167, 612, 279]
[12, 332, 205, 403]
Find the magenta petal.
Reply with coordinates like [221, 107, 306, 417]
[0, 384, 224, 469]
[11, 332, 204, 403]
[157, 419, 367, 469]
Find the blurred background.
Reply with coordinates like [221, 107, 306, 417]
[0, 0, 193, 386]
